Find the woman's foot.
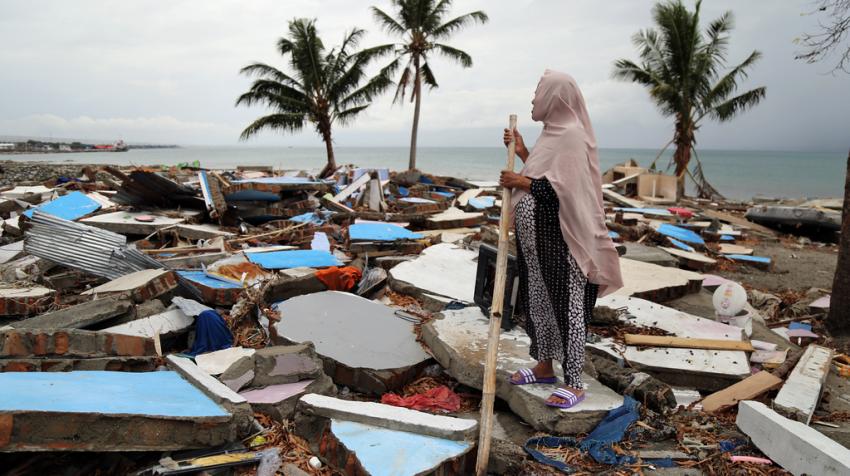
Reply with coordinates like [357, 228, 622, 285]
[546, 386, 585, 408]
[510, 361, 556, 384]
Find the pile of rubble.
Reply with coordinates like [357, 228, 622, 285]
[0, 159, 844, 475]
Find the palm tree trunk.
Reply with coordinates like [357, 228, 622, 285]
[408, 56, 422, 171]
[319, 128, 336, 179]
[827, 150, 850, 334]
[673, 119, 693, 198]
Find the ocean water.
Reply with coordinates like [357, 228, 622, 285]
[5, 146, 846, 200]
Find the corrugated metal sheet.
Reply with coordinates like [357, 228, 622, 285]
[24, 211, 162, 280]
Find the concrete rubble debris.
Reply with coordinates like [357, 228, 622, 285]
[82, 268, 177, 302]
[11, 294, 133, 329]
[773, 344, 833, 424]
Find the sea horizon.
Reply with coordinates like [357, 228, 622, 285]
[4, 145, 846, 200]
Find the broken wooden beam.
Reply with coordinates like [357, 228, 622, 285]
[623, 334, 755, 352]
[699, 370, 783, 413]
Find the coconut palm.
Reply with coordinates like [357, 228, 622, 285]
[236, 18, 393, 177]
[371, 0, 488, 170]
[613, 0, 766, 198]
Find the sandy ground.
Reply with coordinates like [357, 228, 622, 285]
[718, 241, 838, 292]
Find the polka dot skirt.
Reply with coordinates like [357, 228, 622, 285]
[515, 178, 600, 388]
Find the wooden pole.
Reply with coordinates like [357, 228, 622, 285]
[475, 114, 517, 476]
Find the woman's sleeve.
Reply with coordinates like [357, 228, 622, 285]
[530, 177, 559, 209]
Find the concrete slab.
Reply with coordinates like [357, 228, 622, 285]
[614, 258, 703, 302]
[588, 295, 750, 391]
[0, 286, 55, 316]
[389, 243, 477, 303]
[173, 223, 235, 241]
[178, 270, 243, 306]
[273, 291, 430, 394]
[0, 241, 25, 265]
[11, 295, 133, 329]
[658, 247, 717, 270]
[774, 344, 833, 424]
[0, 328, 157, 358]
[80, 211, 186, 235]
[82, 269, 177, 302]
[240, 378, 335, 421]
[297, 394, 477, 441]
[421, 307, 623, 434]
[426, 207, 486, 229]
[102, 308, 194, 338]
[621, 242, 678, 267]
[0, 370, 235, 451]
[1, 186, 53, 200]
[737, 400, 850, 476]
[195, 347, 256, 376]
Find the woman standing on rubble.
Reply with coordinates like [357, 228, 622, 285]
[499, 70, 623, 408]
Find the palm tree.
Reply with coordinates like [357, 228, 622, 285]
[613, 0, 766, 198]
[236, 18, 393, 178]
[371, 0, 488, 171]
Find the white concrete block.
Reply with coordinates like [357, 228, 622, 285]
[774, 344, 833, 424]
[194, 347, 256, 376]
[737, 400, 850, 476]
[166, 355, 247, 404]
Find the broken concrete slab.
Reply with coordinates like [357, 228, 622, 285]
[0, 241, 24, 265]
[0, 286, 55, 316]
[422, 307, 623, 434]
[102, 308, 193, 339]
[621, 242, 678, 267]
[737, 400, 850, 476]
[0, 370, 235, 451]
[195, 347, 256, 376]
[0, 356, 158, 373]
[173, 223, 235, 241]
[178, 270, 243, 306]
[11, 294, 133, 329]
[82, 269, 177, 303]
[774, 344, 833, 424]
[80, 211, 186, 235]
[0, 255, 55, 283]
[718, 243, 754, 255]
[240, 377, 335, 421]
[273, 292, 430, 394]
[614, 258, 703, 302]
[658, 246, 717, 271]
[425, 207, 486, 229]
[252, 344, 325, 387]
[388, 243, 477, 303]
[589, 295, 750, 391]
[297, 394, 477, 440]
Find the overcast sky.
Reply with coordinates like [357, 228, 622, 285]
[1, 0, 847, 151]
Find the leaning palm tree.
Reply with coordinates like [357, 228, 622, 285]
[613, 0, 766, 198]
[371, 1, 488, 170]
[236, 18, 393, 178]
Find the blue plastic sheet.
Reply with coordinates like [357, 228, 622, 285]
[23, 191, 100, 221]
[349, 223, 423, 241]
[467, 196, 496, 210]
[720, 235, 735, 241]
[247, 249, 342, 269]
[726, 254, 771, 264]
[608, 231, 621, 240]
[668, 237, 696, 252]
[187, 310, 233, 356]
[290, 212, 326, 225]
[657, 223, 705, 245]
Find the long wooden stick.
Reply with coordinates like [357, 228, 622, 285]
[475, 114, 517, 476]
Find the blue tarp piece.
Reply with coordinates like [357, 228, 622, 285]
[726, 254, 771, 264]
[419, 175, 434, 184]
[468, 196, 496, 210]
[351, 168, 389, 182]
[311, 231, 331, 251]
[608, 231, 620, 240]
[657, 224, 705, 245]
[668, 237, 696, 252]
[720, 235, 735, 241]
[247, 249, 342, 269]
[524, 396, 643, 472]
[789, 321, 813, 331]
[349, 223, 423, 241]
[398, 186, 409, 197]
[187, 310, 233, 356]
[719, 439, 746, 453]
[290, 212, 325, 225]
[614, 207, 673, 216]
[431, 190, 454, 198]
[23, 191, 101, 221]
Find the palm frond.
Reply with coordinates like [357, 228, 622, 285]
[239, 63, 302, 88]
[433, 43, 472, 67]
[700, 50, 762, 111]
[706, 87, 765, 122]
[393, 61, 414, 103]
[333, 104, 371, 126]
[430, 11, 489, 39]
[239, 113, 306, 140]
[371, 6, 407, 34]
[420, 60, 439, 89]
[234, 80, 309, 111]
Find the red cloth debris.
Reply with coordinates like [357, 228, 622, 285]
[381, 386, 461, 413]
[667, 207, 694, 219]
[315, 266, 362, 291]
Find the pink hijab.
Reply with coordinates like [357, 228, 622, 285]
[511, 70, 623, 296]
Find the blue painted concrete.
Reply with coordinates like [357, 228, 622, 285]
[247, 249, 342, 269]
[290, 212, 325, 225]
[720, 235, 735, 241]
[311, 231, 331, 251]
[349, 223, 423, 241]
[431, 190, 455, 198]
[657, 224, 705, 245]
[224, 190, 281, 202]
[331, 420, 471, 476]
[0, 371, 229, 417]
[468, 196, 496, 209]
[178, 270, 243, 289]
[23, 191, 101, 221]
[726, 254, 771, 264]
[399, 197, 435, 204]
[668, 238, 696, 252]
[608, 231, 620, 240]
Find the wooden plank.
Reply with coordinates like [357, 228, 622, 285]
[701, 209, 776, 236]
[624, 334, 755, 352]
[602, 188, 645, 208]
[700, 371, 783, 413]
[333, 173, 370, 202]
